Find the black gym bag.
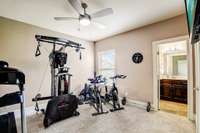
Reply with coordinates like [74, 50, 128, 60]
[43, 94, 79, 127]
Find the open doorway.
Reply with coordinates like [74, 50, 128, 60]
[158, 41, 188, 116]
[152, 36, 194, 119]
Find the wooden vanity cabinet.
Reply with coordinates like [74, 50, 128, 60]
[160, 79, 187, 103]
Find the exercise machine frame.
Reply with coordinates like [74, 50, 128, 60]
[32, 35, 84, 111]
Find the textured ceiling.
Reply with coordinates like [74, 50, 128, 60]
[0, 0, 185, 41]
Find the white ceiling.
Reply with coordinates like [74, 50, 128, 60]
[0, 0, 185, 42]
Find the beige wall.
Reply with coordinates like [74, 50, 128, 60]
[95, 14, 188, 103]
[0, 14, 189, 108]
[0, 17, 94, 107]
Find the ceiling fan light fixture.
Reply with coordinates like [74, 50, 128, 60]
[80, 17, 91, 26]
[55, 0, 114, 29]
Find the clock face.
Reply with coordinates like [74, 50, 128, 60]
[132, 52, 143, 64]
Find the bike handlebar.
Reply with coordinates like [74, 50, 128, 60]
[88, 75, 106, 84]
[88, 74, 126, 84]
[110, 75, 127, 79]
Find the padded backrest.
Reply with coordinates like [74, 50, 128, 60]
[0, 61, 8, 68]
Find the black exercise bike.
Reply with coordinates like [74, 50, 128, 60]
[86, 75, 108, 116]
[104, 74, 127, 112]
[78, 83, 94, 105]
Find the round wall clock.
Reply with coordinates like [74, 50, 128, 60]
[132, 52, 143, 64]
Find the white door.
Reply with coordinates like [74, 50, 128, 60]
[157, 49, 161, 110]
[152, 44, 161, 110]
[195, 42, 200, 133]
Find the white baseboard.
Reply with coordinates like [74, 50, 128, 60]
[187, 112, 195, 121]
[0, 103, 47, 119]
[120, 97, 155, 111]
[126, 99, 147, 109]
[1, 98, 155, 118]
[127, 99, 147, 106]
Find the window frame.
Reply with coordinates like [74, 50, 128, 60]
[97, 49, 116, 79]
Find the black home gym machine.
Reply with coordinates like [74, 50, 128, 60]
[32, 35, 84, 127]
[104, 74, 127, 112]
[0, 61, 27, 133]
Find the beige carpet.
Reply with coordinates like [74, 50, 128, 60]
[17, 105, 195, 133]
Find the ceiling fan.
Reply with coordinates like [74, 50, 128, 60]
[54, 0, 114, 29]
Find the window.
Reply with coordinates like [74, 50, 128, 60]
[98, 50, 115, 84]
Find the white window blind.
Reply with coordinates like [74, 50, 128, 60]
[98, 50, 115, 84]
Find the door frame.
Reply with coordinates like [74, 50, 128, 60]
[194, 42, 200, 133]
[152, 35, 194, 120]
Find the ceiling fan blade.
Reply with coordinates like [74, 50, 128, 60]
[54, 17, 78, 21]
[68, 0, 83, 14]
[91, 8, 113, 19]
[92, 21, 106, 29]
